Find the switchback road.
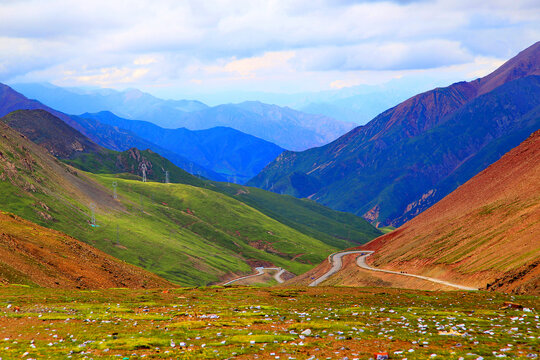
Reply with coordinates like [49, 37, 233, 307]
[309, 250, 476, 290]
[223, 267, 285, 285]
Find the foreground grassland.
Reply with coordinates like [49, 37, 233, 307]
[0, 286, 537, 359]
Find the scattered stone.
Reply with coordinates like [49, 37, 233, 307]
[502, 302, 523, 310]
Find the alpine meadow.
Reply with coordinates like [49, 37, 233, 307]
[0, 1, 538, 359]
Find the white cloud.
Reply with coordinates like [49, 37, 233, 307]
[0, 0, 538, 97]
[202, 51, 295, 78]
[66, 67, 150, 86]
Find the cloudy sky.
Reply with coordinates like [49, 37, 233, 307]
[1, 0, 539, 101]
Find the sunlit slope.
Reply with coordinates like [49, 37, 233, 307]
[360, 130, 540, 293]
[82, 174, 338, 285]
[0, 211, 171, 289]
[0, 108, 380, 252]
[0, 122, 338, 285]
[209, 181, 382, 249]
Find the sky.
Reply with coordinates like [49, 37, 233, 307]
[1, 0, 539, 102]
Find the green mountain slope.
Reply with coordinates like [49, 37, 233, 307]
[0, 210, 172, 289]
[0, 109, 204, 187]
[1, 108, 379, 255]
[0, 121, 365, 285]
[209, 181, 381, 249]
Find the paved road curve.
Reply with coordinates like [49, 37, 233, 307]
[223, 267, 285, 285]
[356, 251, 477, 290]
[309, 250, 367, 286]
[309, 250, 477, 290]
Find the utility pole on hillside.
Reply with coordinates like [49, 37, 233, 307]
[90, 203, 96, 226]
[141, 163, 148, 182]
[112, 181, 118, 199]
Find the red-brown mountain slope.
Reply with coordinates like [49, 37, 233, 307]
[0, 211, 172, 289]
[359, 130, 540, 294]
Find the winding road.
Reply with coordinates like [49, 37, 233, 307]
[223, 267, 285, 285]
[310, 250, 477, 290]
[308, 251, 365, 286]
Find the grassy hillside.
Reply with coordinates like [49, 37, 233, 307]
[0, 121, 342, 285]
[81, 173, 339, 284]
[0, 109, 380, 251]
[63, 147, 206, 187]
[1, 108, 381, 254]
[209, 181, 382, 248]
[0, 211, 171, 288]
[0, 109, 206, 187]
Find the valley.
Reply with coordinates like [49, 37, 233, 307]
[0, 118, 379, 286]
[0, 10, 538, 358]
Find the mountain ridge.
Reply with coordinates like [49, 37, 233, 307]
[0, 109, 205, 186]
[290, 130, 539, 294]
[249, 41, 540, 226]
[0, 83, 282, 182]
[79, 110, 285, 183]
[358, 130, 540, 294]
[11, 82, 355, 151]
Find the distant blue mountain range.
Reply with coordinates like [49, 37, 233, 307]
[0, 83, 284, 183]
[11, 83, 354, 151]
[79, 111, 284, 183]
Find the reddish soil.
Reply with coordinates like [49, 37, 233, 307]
[355, 130, 540, 294]
[285, 257, 332, 286]
[0, 211, 172, 289]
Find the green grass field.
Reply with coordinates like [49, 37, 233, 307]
[379, 226, 396, 234]
[0, 165, 338, 285]
[0, 286, 537, 359]
[0, 123, 380, 286]
[82, 174, 340, 284]
[209, 181, 382, 248]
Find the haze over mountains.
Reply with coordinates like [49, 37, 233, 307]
[250, 41, 540, 227]
[79, 111, 284, 184]
[0, 83, 287, 183]
[12, 83, 355, 151]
